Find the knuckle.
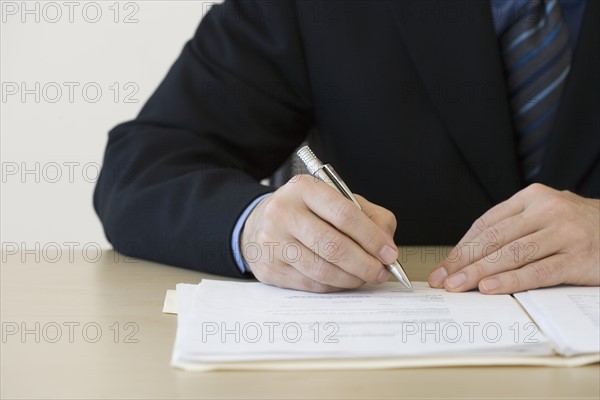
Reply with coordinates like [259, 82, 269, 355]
[471, 217, 489, 235]
[530, 262, 554, 284]
[262, 196, 284, 218]
[253, 229, 269, 243]
[305, 278, 332, 293]
[333, 202, 357, 229]
[315, 230, 348, 265]
[330, 241, 348, 264]
[482, 225, 504, 246]
[285, 174, 312, 194]
[348, 279, 366, 289]
[526, 182, 547, 196]
[384, 210, 397, 232]
[363, 259, 383, 282]
[363, 225, 382, 251]
[293, 174, 310, 186]
[472, 262, 489, 279]
[441, 246, 461, 267]
[311, 262, 333, 283]
[506, 271, 524, 292]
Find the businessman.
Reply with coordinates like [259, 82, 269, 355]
[94, 0, 599, 294]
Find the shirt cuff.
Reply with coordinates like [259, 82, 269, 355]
[232, 193, 272, 273]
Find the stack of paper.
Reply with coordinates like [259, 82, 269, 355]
[167, 280, 599, 370]
[514, 286, 600, 356]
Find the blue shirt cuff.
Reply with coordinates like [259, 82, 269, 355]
[232, 193, 272, 274]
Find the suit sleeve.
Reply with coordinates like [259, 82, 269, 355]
[93, 0, 313, 277]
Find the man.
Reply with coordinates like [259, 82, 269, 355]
[94, 0, 599, 294]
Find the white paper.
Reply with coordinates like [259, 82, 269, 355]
[514, 286, 600, 356]
[171, 280, 552, 366]
[162, 289, 177, 314]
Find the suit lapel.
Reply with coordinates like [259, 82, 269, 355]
[538, 0, 600, 190]
[387, 0, 522, 203]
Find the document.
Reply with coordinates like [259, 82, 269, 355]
[171, 280, 600, 370]
[169, 280, 600, 370]
[514, 286, 600, 356]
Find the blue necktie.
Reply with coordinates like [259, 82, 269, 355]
[501, 0, 572, 181]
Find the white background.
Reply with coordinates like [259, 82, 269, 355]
[1, 1, 221, 250]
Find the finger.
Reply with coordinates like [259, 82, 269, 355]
[453, 184, 554, 247]
[301, 182, 398, 265]
[289, 208, 391, 284]
[464, 189, 531, 242]
[429, 212, 529, 288]
[431, 211, 543, 287]
[435, 193, 527, 273]
[256, 261, 346, 293]
[442, 230, 550, 292]
[355, 194, 397, 238]
[283, 240, 365, 289]
[477, 254, 568, 294]
[429, 199, 531, 288]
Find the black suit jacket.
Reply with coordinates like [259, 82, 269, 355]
[94, 0, 600, 278]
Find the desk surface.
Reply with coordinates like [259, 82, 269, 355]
[1, 247, 598, 399]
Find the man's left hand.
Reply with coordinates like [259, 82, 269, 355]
[428, 183, 600, 294]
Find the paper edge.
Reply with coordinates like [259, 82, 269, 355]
[171, 353, 600, 372]
[162, 289, 178, 314]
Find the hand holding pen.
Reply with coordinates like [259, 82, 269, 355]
[297, 146, 413, 290]
[240, 146, 411, 292]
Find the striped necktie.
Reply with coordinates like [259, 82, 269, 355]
[501, 0, 572, 182]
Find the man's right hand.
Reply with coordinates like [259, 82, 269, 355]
[240, 174, 399, 292]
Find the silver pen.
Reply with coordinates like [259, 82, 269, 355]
[297, 146, 413, 291]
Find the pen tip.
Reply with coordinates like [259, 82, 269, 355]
[387, 262, 413, 291]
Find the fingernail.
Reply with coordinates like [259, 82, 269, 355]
[379, 245, 397, 264]
[481, 278, 500, 292]
[446, 272, 467, 289]
[429, 267, 448, 287]
[377, 268, 391, 283]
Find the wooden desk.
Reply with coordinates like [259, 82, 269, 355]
[2, 248, 598, 399]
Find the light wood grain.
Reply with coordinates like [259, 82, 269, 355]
[1, 248, 598, 399]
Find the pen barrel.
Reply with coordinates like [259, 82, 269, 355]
[297, 145, 412, 291]
[387, 260, 413, 290]
[317, 165, 412, 290]
[316, 165, 362, 210]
